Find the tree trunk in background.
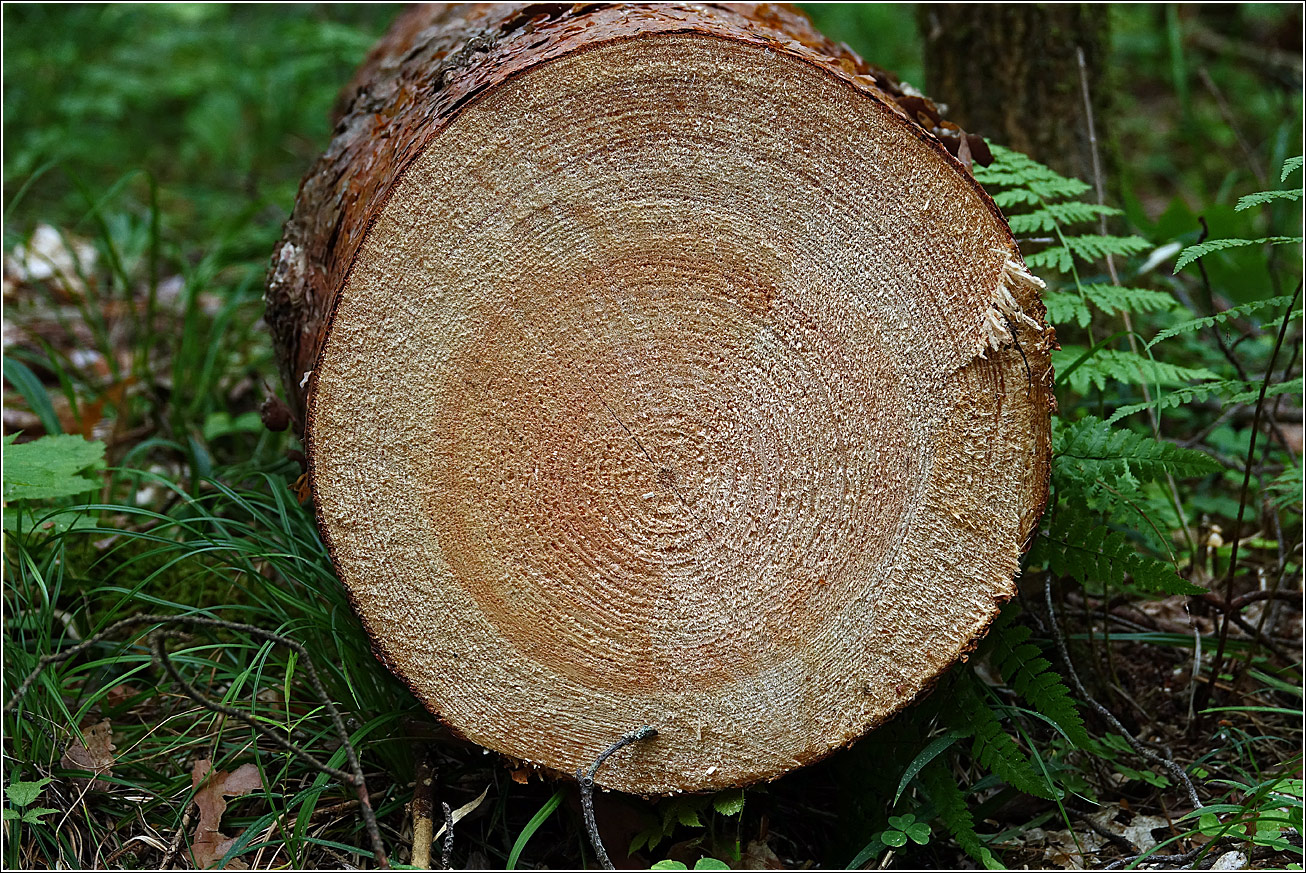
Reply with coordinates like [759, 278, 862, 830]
[267, 2, 1055, 795]
[918, 4, 1110, 181]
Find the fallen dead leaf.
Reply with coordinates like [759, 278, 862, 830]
[1119, 814, 1170, 853]
[434, 783, 490, 840]
[62, 718, 116, 792]
[4, 223, 98, 300]
[741, 838, 786, 869]
[190, 759, 263, 870]
[104, 684, 141, 709]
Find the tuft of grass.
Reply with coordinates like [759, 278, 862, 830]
[2, 463, 425, 868]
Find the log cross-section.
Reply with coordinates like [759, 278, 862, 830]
[266, 2, 1055, 795]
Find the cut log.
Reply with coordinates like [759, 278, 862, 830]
[266, 2, 1056, 795]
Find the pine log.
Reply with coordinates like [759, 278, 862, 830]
[265, 2, 1056, 795]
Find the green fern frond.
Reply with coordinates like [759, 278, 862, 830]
[1007, 202, 1122, 233]
[1236, 188, 1303, 211]
[1284, 156, 1304, 181]
[989, 177, 1095, 206]
[1105, 379, 1299, 424]
[973, 145, 1066, 184]
[1026, 235, 1151, 273]
[1053, 347, 1219, 394]
[1268, 467, 1304, 510]
[1054, 415, 1223, 485]
[1043, 284, 1179, 328]
[1028, 506, 1206, 595]
[919, 759, 1002, 870]
[1147, 293, 1297, 348]
[985, 616, 1090, 749]
[1081, 283, 1180, 316]
[947, 676, 1059, 800]
[1174, 236, 1302, 273]
[976, 146, 1092, 205]
[1042, 292, 1092, 327]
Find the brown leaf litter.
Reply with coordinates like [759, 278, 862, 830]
[61, 718, 116, 792]
[190, 759, 263, 870]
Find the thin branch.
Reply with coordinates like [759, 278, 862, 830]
[576, 726, 658, 870]
[411, 753, 435, 870]
[1195, 68, 1268, 187]
[1202, 283, 1303, 709]
[1044, 580, 1203, 811]
[159, 804, 192, 870]
[1077, 45, 1196, 558]
[441, 802, 454, 870]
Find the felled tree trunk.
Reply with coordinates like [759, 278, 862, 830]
[265, 2, 1055, 795]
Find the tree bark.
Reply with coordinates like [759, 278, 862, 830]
[918, 3, 1110, 181]
[266, 2, 1055, 794]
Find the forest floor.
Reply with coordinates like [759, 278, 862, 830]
[2, 4, 1302, 871]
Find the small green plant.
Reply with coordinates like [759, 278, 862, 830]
[650, 858, 731, 871]
[2, 433, 105, 534]
[879, 813, 931, 849]
[631, 789, 746, 861]
[3, 777, 59, 828]
[1188, 775, 1304, 853]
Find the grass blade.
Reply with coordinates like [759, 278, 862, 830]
[507, 788, 564, 870]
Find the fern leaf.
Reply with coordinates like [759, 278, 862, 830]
[1054, 347, 1219, 395]
[1028, 507, 1206, 595]
[976, 145, 1092, 204]
[1268, 467, 1303, 510]
[1043, 285, 1179, 329]
[1054, 416, 1223, 485]
[1025, 245, 1075, 273]
[919, 759, 1002, 870]
[1042, 291, 1092, 328]
[1028, 177, 1093, 202]
[1147, 294, 1296, 348]
[949, 676, 1060, 800]
[986, 619, 1090, 749]
[1105, 380, 1299, 424]
[1282, 156, 1303, 182]
[1068, 234, 1151, 260]
[1080, 283, 1180, 317]
[1007, 202, 1122, 234]
[1174, 236, 1303, 273]
[1027, 235, 1150, 273]
[973, 145, 1065, 185]
[1235, 188, 1303, 211]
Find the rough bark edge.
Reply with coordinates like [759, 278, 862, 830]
[981, 256, 1047, 353]
[266, 1, 1012, 426]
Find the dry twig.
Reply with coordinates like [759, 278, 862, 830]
[577, 726, 658, 870]
[1045, 581, 1204, 811]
